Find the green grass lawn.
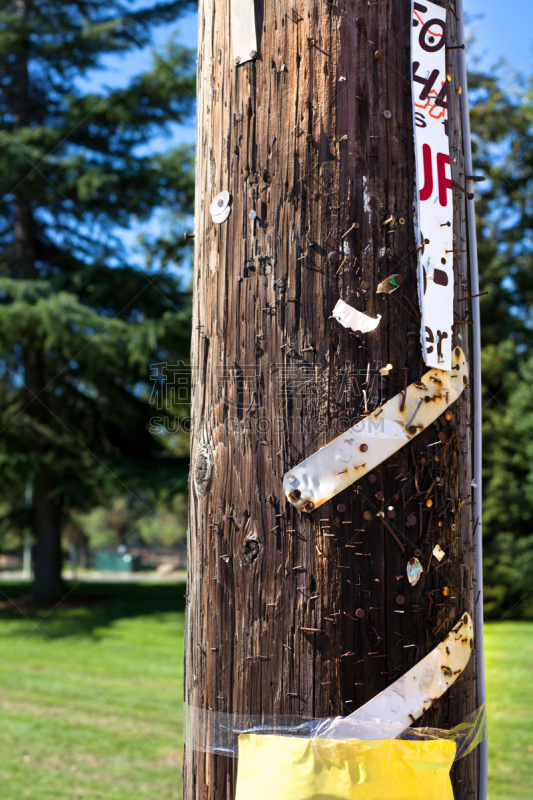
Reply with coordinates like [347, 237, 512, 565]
[0, 581, 185, 800]
[0, 581, 530, 799]
[485, 621, 533, 799]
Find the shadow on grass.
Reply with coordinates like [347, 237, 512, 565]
[0, 581, 186, 641]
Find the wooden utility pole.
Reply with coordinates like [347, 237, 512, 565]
[185, 1, 481, 798]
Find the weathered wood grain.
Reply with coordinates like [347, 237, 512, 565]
[185, 1, 479, 797]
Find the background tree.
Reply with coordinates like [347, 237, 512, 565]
[0, 0, 196, 602]
[469, 61, 533, 616]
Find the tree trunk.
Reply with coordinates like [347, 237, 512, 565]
[185, 2, 479, 798]
[32, 472, 64, 604]
[13, 0, 65, 604]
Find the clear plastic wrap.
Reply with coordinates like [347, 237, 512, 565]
[184, 701, 486, 762]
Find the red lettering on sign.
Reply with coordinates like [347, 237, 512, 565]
[420, 143, 433, 201]
[437, 152, 452, 207]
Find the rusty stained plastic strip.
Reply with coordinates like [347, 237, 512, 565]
[320, 613, 474, 740]
[283, 347, 468, 512]
[230, 0, 257, 64]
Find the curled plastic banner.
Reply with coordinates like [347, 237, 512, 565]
[184, 702, 486, 762]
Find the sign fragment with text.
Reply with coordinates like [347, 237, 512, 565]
[411, 1, 453, 370]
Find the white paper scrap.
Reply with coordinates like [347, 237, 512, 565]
[331, 300, 381, 333]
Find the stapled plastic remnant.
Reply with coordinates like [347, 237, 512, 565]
[407, 556, 423, 586]
[331, 299, 381, 333]
[210, 191, 231, 224]
[283, 348, 468, 511]
[376, 274, 404, 294]
[322, 613, 474, 740]
[380, 364, 393, 376]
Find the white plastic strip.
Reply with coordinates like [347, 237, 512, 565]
[283, 347, 468, 512]
[322, 613, 474, 739]
[411, 0, 453, 369]
[230, 0, 257, 65]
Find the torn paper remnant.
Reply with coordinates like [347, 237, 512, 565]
[407, 557, 424, 586]
[376, 274, 404, 294]
[331, 300, 381, 333]
[433, 544, 446, 561]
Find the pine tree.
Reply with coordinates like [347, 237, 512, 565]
[469, 63, 533, 616]
[0, 0, 196, 602]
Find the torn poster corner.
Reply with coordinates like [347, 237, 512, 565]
[331, 299, 381, 333]
[376, 274, 404, 294]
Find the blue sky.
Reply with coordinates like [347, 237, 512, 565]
[83, 1, 532, 272]
[466, 0, 533, 75]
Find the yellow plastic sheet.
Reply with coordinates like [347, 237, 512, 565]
[235, 735, 456, 800]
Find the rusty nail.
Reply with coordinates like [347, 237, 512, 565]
[342, 222, 359, 238]
[359, 443, 368, 452]
[234, 56, 241, 65]
[376, 512, 405, 554]
[355, 608, 365, 619]
[249, 50, 257, 58]
[451, 179, 474, 200]
[302, 501, 315, 512]
[328, 251, 340, 262]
